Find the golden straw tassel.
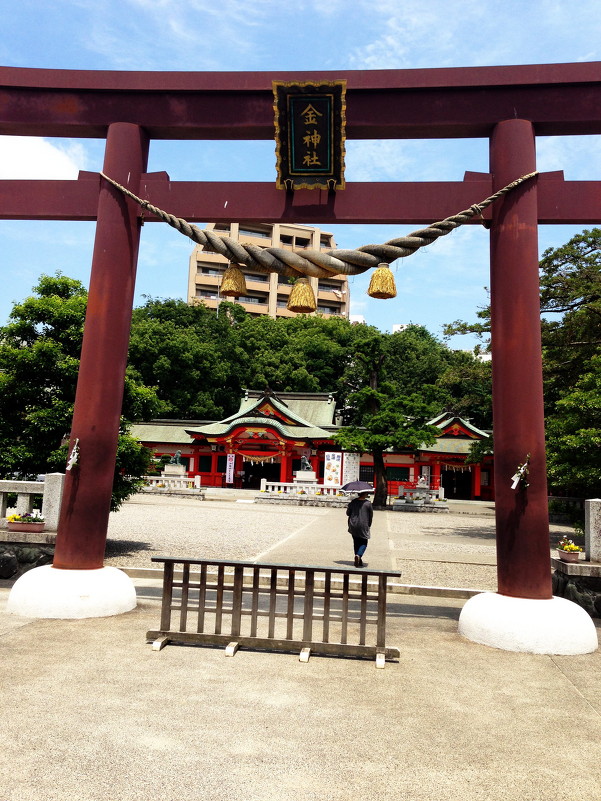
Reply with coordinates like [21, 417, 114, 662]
[367, 263, 397, 299]
[220, 264, 247, 297]
[287, 277, 316, 313]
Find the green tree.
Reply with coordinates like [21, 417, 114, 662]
[129, 298, 247, 418]
[384, 325, 453, 392]
[442, 228, 601, 494]
[437, 351, 493, 430]
[0, 273, 160, 509]
[335, 390, 441, 506]
[334, 326, 445, 506]
[539, 228, 601, 406]
[545, 355, 601, 497]
[234, 313, 356, 401]
[129, 300, 359, 417]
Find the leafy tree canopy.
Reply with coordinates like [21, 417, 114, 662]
[0, 273, 160, 509]
[546, 354, 601, 497]
[442, 227, 601, 495]
[2, 275, 496, 510]
[333, 326, 448, 505]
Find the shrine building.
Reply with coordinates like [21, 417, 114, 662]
[131, 389, 493, 500]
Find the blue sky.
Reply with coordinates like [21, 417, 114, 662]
[1, 0, 600, 349]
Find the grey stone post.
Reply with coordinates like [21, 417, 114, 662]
[16, 493, 34, 515]
[42, 473, 65, 532]
[585, 498, 601, 562]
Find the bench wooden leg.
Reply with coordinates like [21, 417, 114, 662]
[225, 641, 239, 657]
[299, 647, 311, 663]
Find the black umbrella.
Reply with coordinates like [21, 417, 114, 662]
[341, 481, 374, 493]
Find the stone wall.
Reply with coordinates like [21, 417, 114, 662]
[0, 544, 54, 580]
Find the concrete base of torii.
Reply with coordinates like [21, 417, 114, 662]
[459, 592, 598, 655]
[6, 565, 137, 619]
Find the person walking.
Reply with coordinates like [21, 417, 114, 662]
[346, 490, 373, 567]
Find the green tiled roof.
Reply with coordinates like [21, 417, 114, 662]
[428, 413, 490, 438]
[240, 390, 336, 426]
[186, 416, 332, 441]
[130, 424, 195, 445]
[420, 437, 478, 455]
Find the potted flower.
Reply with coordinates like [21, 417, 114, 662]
[556, 535, 582, 563]
[7, 512, 45, 533]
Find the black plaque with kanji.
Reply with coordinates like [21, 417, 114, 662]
[273, 80, 346, 190]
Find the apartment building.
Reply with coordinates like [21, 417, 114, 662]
[187, 222, 349, 319]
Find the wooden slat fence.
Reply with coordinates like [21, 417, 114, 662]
[146, 557, 401, 667]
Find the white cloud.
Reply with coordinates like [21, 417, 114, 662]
[0, 137, 88, 179]
[83, 0, 276, 70]
[345, 140, 413, 181]
[346, 0, 600, 70]
[536, 135, 601, 180]
[347, 0, 487, 70]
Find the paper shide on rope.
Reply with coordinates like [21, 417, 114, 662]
[99, 170, 538, 308]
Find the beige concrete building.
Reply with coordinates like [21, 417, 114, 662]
[187, 222, 349, 319]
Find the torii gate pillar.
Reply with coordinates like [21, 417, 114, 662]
[490, 119, 551, 600]
[7, 122, 147, 618]
[458, 120, 596, 653]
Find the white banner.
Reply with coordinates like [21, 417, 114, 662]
[226, 453, 236, 484]
[324, 452, 343, 487]
[341, 452, 360, 486]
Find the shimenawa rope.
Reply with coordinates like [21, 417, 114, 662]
[99, 171, 538, 280]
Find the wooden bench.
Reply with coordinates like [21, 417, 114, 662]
[147, 557, 401, 668]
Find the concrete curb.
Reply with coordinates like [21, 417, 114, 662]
[120, 566, 482, 600]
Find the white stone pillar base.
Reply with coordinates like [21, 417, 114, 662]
[6, 565, 137, 619]
[459, 592, 598, 655]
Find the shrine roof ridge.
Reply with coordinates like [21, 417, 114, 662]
[185, 417, 332, 442]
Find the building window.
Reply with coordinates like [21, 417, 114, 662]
[317, 305, 339, 314]
[387, 466, 410, 482]
[240, 295, 267, 305]
[198, 454, 212, 472]
[217, 454, 227, 472]
[359, 465, 374, 482]
[280, 235, 293, 244]
[295, 237, 310, 248]
[239, 227, 270, 238]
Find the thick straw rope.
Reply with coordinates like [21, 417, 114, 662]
[99, 171, 538, 279]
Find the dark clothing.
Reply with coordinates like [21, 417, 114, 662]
[346, 497, 373, 539]
[352, 537, 368, 558]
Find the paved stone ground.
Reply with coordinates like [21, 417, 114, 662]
[104, 494, 575, 592]
[2, 494, 599, 801]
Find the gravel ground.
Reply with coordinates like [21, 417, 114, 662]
[104, 494, 576, 592]
[397, 559, 498, 591]
[387, 509, 574, 590]
[104, 495, 332, 565]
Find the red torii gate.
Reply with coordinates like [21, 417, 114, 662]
[1, 64, 600, 646]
